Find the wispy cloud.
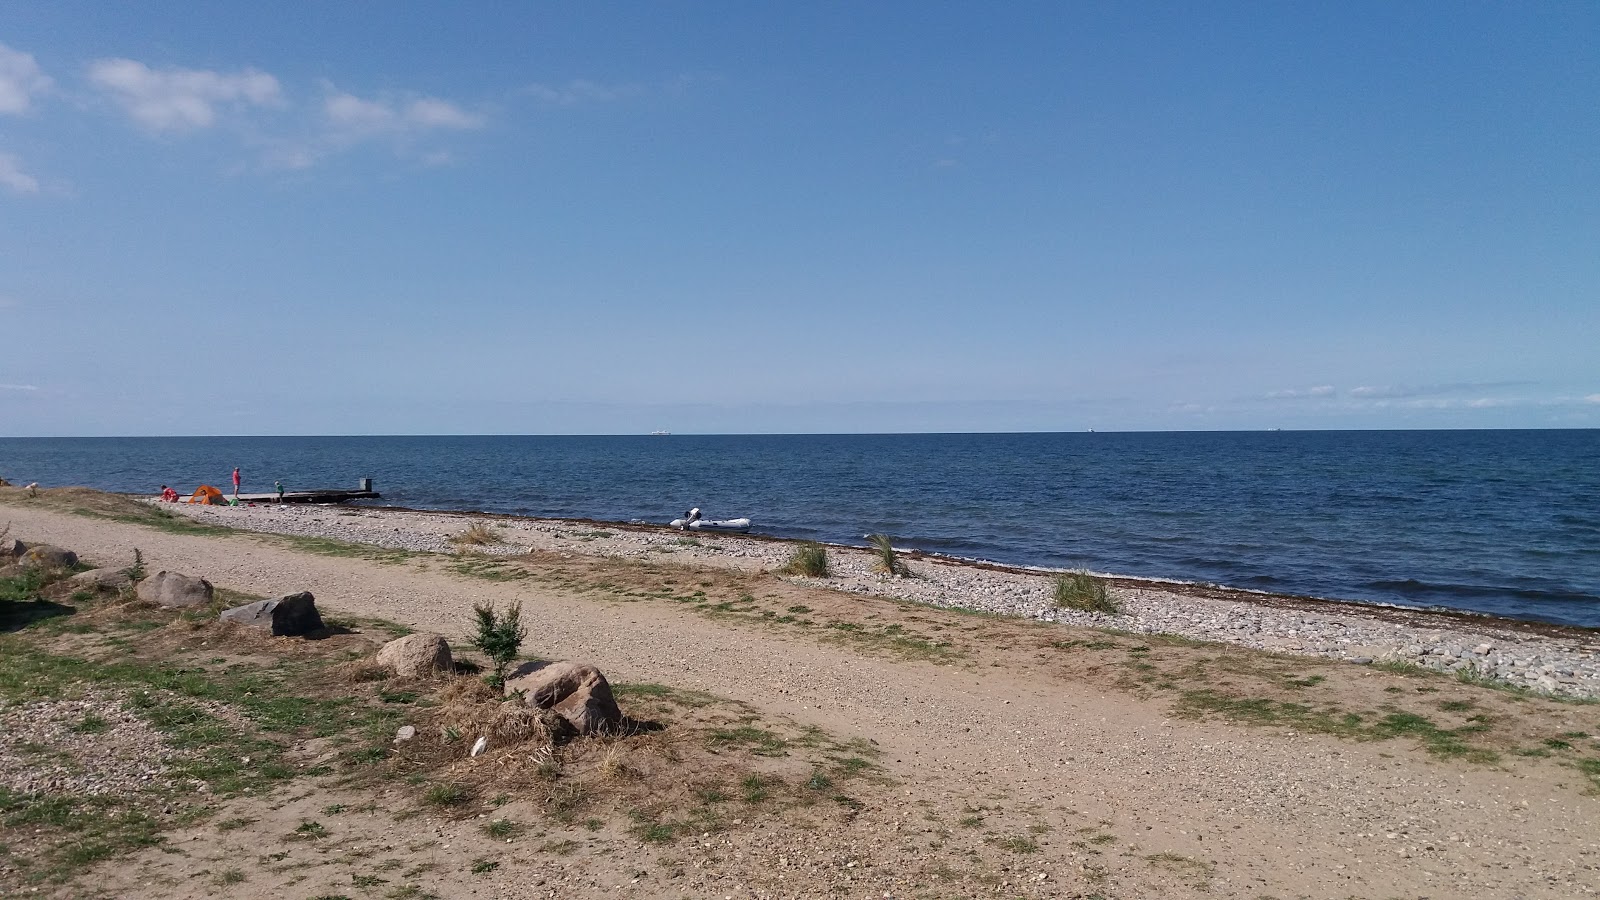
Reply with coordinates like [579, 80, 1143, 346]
[1585, 394, 1600, 405]
[1265, 385, 1335, 400]
[323, 87, 484, 137]
[522, 79, 638, 106]
[0, 41, 52, 114]
[0, 152, 39, 194]
[88, 58, 282, 131]
[1346, 381, 1525, 400]
[252, 85, 486, 170]
[0, 382, 39, 391]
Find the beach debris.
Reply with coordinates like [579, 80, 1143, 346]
[377, 633, 454, 677]
[66, 567, 133, 593]
[136, 571, 214, 609]
[218, 590, 325, 636]
[19, 544, 79, 571]
[503, 660, 623, 735]
[470, 735, 489, 757]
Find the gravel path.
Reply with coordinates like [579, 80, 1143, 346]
[5, 500, 1600, 898]
[168, 501, 1600, 699]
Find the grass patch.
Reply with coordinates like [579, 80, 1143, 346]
[1053, 572, 1119, 614]
[780, 542, 829, 578]
[449, 522, 502, 550]
[1177, 690, 1499, 763]
[867, 534, 910, 577]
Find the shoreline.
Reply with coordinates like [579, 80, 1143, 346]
[158, 497, 1600, 699]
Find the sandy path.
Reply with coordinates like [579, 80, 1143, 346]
[6, 502, 1598, 899]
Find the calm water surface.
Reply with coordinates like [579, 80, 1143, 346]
[2, 431, 1596, 627]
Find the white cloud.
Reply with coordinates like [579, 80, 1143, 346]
[1584, 394, 1600, 405]
[0, 383, 39, 391]
[406, 97, 482, 129]
[0, 42, 52, 114]
[0, 152, 39, 194]
[323, 88, 484, 137]
[88, 58, 281, 131]
[1266, 385, 1335, 400]
[522, 79, 636, 105]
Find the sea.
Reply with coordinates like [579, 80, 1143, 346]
[2, 431, 1597, 628]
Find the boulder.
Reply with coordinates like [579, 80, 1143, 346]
[218, 591, 324, 637]
[376, 633, 453, 677]
[0, 537, 25, 559]
[20, 544, 78, 570]
[67, 568, 133, 592]
[136, 571, 214, 608]
[503, 660, 623, 735]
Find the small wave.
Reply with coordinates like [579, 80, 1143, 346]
[1366, 578, 1599, 606]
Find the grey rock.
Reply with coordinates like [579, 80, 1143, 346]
[218, 591, 325, 636]
[504, 660, 623, 735]
[66, 568, 133, 592]
[19, 544, 78, 570]
[376, 633, 452, 677]
[394, 725, 416, 744]
[0, 537, 25, 559]
[136, 571, 214, 608]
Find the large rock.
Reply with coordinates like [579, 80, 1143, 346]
[377, 633, 453, 677]
[503, 661, 623, 735]
[218, 591, 324, 636]
[67, 568, 133, 592]
[0, 537, 25, 559]
[136, 571, 214, 608]
[20, 544, 78, 570]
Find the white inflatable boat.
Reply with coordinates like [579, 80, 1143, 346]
[670, 508, 752, 533]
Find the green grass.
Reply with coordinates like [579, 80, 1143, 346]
[780, 542, 829, 578]
[423, 783, 470, 807]
[866, 534, 910, 577]
[483, 819, 519, 839]
[1053, 572, 1119, 614]
[1177, 690, 1499, 762]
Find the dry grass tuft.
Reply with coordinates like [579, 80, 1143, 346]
[438, 675, 508, 706]
[335, 658, 394, 684]
[450, 522, 503, 550]
[780, 542, 829, 578]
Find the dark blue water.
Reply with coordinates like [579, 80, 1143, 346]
[3, 431, 1597, 627]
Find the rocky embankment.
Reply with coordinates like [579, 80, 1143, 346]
[165, 501, 1600, 699]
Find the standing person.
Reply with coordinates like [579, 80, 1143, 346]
[232, 466, 241, 498]
[275, 480, 284, 503]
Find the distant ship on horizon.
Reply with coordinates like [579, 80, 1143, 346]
[649, 430, 671, 436]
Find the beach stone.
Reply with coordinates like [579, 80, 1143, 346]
[20, 544, 78, 571]
[136, 571, 214, 609]
[394, 725, 416, 744]
[218, 591, 325, 636]
[66, 568, 133, 592]
[377, 633, 453, 677]
[504, 660, 623, 735]
[0, 537, 25, 559]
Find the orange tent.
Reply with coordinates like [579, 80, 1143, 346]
[188, 485, 225, 505]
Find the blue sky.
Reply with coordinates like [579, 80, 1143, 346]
[1, 2, 1596, 435]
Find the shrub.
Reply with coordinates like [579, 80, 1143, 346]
[450, 522, 502, 550]
[470, 601, 526, 686]
[1053, 572, 1119, 614]
[867, 534, 909, 577]
[125, 548, 147, 583]
[781, 542, 829, 577]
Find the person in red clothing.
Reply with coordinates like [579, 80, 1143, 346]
[160, 485, 179, 502]
[232, 466, 241, 497]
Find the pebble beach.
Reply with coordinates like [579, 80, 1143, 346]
[164, 500, 1600, 700]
